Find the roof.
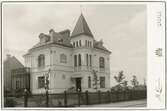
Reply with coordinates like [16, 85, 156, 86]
[71, 14, 94, 38]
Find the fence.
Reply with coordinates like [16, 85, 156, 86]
[5, 89, 146, 107]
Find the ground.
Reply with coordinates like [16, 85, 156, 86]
[81, 99, 146, 107]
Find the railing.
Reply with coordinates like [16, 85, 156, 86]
[4, 89, 147, 107]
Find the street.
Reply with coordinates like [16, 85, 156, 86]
[81, 99, 147, 107]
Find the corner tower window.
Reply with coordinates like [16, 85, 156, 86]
[60, 54, 67, 63]
[38, 54, 45, 67]
[99, 57, 105, 69]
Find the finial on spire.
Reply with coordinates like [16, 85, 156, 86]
[80, 5, 83, 14]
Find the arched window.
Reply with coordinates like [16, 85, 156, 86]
[78, 54, 81, 66]
[88, 76, 91, 88]
[76, 41, 78, 47]
[38, 54, 45, 67]
[86, 54, 89, 66]
[85, 40, 87, 47]
[74, 55, 77, 67]
[60, 54, 67, 63]
[73, 42, 75, 48]
[99, 57, 105, 68]
[89, 55, 92, 66]
[79, 40, 82, 47]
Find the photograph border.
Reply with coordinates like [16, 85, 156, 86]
[0, 0, 166, 110]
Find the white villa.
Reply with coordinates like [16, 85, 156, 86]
[24, 14, 111, 94]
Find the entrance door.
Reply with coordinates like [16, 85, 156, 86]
[76, 78, 81, 92]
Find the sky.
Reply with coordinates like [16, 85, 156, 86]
[2, 3, 147, 87]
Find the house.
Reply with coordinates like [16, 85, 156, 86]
[4, 54, 24, 92]
[24, 14, 111, 94]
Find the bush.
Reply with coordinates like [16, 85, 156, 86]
[4, 98, 17, 107]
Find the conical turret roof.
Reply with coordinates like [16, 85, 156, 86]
[71, 14, 94, 38]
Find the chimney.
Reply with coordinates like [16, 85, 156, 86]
[59, 29, 70, 38]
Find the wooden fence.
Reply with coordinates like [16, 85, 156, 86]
[5, 89, 146, 107]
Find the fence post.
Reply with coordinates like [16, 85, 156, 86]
[24, 89, 28, 107]
[64, 91, 67, 107]
[107, 90, 111, 103]
[78, 91, 81, 107]
[85, 90, 89, 105]
[46, 90, 49, 107]
[98, 90, 101, 104]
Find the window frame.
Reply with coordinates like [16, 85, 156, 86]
[38, 76, 45, 89]
[60, 54, 67, 63]
[100, 76, 105, 88]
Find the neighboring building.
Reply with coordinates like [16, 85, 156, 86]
[4, 54, 24, 92]
[24, 14, 111, 94]
[11, 67, 30, 92]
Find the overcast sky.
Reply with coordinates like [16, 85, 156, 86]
[3, 3, 147, 86]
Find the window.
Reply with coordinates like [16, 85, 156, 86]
[16, 80, 20, 89]
[38, 54, 45, 67]
[60, 54, 67, 63]
[79, 40, 82, 47]
[85, 40, 87, 47]
[86, 54, 89, 66]
[100, 77, 105, 88]
[78, 54, 81, 66]
[73, 42, 75, 48]
[76, 41, 78, 47]
[90, 42, 92, 47]
[89, 55, 92, 66]
[88, 41, 89, 47]
[88, 76, 91, 88]
[74, 55, 77, 67]
[99, 57, 105, 69]
[38, 76, 45, 88]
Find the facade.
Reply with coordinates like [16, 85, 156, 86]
[4, 54, 24, 92]
[24, 14, 111, 94]
[11, 67, 30, 92]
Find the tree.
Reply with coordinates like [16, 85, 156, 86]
[113, 71, 127, 90]
[131, 75, 139, 88]
[92, 70, 99, 91]
[114, 71, 125, 85]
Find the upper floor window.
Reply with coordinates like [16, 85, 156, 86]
[99, 57, 105, 69]
[85, 40, 87, 47]
[86, 54, 89, 66]
[88, 76, 91, 88]
[60, 54, 67, 63]
[74, 55, 77, 67]
[79, 40, 82, 47]
[76, 41, 78, 47]
[73, 42, 75, 48]
[100, 77, 105, 88]
[38, 76, 45, 88]
[78, 54, 81, 66]
[89, 55, 92, 66]
[38, 54, 45, 67]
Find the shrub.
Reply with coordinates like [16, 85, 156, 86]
[4, 98, 16, 107]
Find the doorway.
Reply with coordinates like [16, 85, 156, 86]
[75, 78, 81, 92]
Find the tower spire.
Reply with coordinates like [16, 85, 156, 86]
[71, 13, 94, 38]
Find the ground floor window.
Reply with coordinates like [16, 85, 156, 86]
[38, 76, 45, 88]
[16, 80, 20, 89]
[100, 77, 105, 88]
[88, 76, 91, 88]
